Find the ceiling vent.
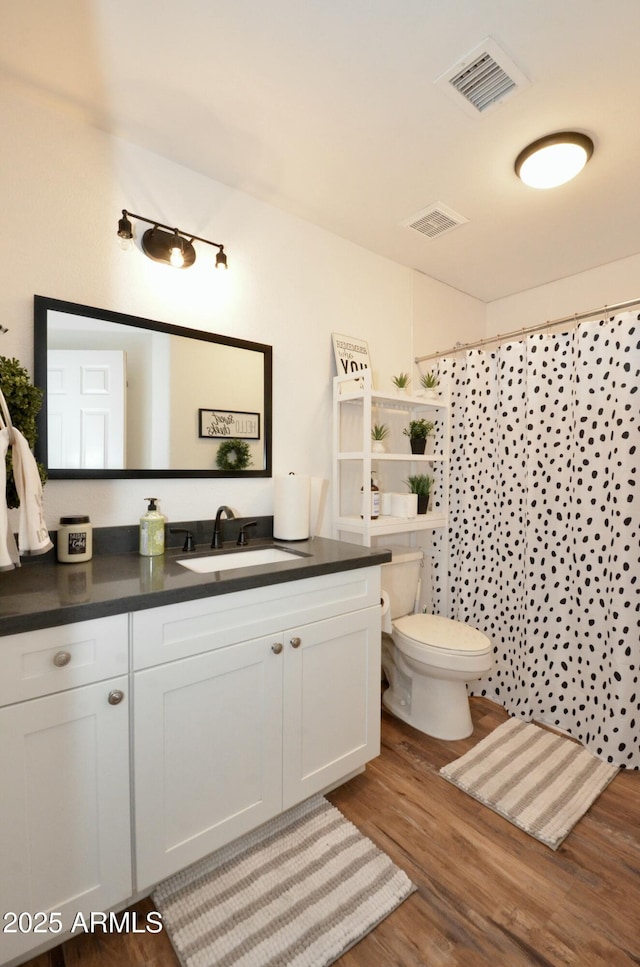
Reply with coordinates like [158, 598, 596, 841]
[435, 37, 530, 117]
[403, 202, 468, 240]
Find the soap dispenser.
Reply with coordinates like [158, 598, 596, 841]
[139, 498, 165, 557]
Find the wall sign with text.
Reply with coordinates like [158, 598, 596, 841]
[199, 409, 260, 439]
[331, 333, 372, 385]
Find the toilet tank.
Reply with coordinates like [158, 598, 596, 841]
[380, 546, 423, 619]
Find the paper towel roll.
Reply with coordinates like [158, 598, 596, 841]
[380, 589, 393, 634]
[273, 473, 310, 540]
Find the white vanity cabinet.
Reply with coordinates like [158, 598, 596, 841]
[132, 567, 381, 890]
[0, 615, 131, 965]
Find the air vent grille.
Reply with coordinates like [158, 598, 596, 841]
[404, 203, 468, 240]
[435, 37, 530, 117]
[449, 53, 515, 112]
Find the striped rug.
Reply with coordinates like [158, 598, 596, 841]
[440, 717, 619, 850]
[153, 796, 416, 967]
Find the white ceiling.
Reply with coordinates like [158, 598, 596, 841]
[3, 0, 640, 302]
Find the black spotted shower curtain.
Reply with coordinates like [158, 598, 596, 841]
[434, 312, 639, 768]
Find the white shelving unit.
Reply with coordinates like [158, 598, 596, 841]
[332, 369, 450, 547]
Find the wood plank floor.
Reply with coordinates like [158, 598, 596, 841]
[21, 698, 639, 967]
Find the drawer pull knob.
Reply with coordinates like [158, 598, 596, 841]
[53, 651, 72, 667]
[271, 642, 283, 655]
[108, 689, 125, 706]
[290, 637, 302, 649]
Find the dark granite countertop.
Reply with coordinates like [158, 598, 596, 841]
[0, 537, 391, 637]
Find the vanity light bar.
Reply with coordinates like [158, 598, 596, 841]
[117, 210, 228, 269]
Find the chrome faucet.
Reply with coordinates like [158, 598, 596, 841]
[211, 505, 235, 548]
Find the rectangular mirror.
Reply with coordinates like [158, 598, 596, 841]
[34, 296, 272, 478]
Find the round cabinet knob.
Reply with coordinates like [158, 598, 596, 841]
[271, 642, 283, 655]
[53, 651, 72, 667]
[108, 689, 125, 706]
[290, 637, 302, 649]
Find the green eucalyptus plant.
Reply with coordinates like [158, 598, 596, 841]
[0, 356, 47, 508]
[403, 418, 434, 440]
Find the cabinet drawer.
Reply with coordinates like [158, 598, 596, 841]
[133, 566, 381, 669]
[0, 614, 129, 707]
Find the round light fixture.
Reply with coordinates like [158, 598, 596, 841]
[515, 132, 594, 189]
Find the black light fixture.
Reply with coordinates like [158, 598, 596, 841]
[117, 210, 228, 269]
[515, 132, 594, 189]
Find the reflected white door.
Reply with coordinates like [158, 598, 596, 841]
[47, 350, 126, 468]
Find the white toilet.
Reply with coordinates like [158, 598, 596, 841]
[380, 547, 493, 740]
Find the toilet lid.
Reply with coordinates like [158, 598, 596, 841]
[394, 613, 490, 653]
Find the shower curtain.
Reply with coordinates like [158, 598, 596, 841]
[434, 311, 640, 768]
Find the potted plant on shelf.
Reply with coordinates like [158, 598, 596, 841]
[371, 423, 389, 453]
[391, 372, 411, 394]
[403, 418, 435, 454]
[419, 371, 439, 400]
[404, 474, 434, 514]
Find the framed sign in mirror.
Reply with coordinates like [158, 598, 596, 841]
[33, 296, 272, 478]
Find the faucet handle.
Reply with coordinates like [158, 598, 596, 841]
[170, 528, 196, 552]
[237, 521, 257, 546]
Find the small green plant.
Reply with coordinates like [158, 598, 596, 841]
[403, 418, 434, 440]
[0, 356, 47, 508]
[404, 474, 433, 496]
[420, 371, 439, 390]
[371, 423, 389, 441]
[391, 372, 411, 390]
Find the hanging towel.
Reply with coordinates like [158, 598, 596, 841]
[0, 386, 52, 569]
[0, 427, 20, 570]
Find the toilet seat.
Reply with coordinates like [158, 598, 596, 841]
[393, 613, 491, 664]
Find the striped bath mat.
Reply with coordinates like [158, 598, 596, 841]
[153, 795, 415, 967]
[440, 717, 619, 849]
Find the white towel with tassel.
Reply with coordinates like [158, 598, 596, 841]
[12, 425, 52, 557]
[0, 388, 52, 569]
[0, 427, 20, 569]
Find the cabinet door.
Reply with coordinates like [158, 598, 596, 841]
[282, 606, 381, 808]
[0, 677, 131, 963]
[134, 633, 284, 891]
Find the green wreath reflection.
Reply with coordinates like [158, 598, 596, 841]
[216, 438, 253, 471]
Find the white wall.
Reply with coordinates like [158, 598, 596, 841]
[411, 272, 486, 361]
[413, 249, 640, 363]
[0, 85, 414, 534]
[486, 253, 640, 335]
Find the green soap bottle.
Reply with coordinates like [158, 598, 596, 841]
[139, 497, 165, 557]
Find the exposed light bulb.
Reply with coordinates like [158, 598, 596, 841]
[169, 233, 185, 267]
[117, 212, 133, 250]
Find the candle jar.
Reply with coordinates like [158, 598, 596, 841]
[57, 516, 93, 563]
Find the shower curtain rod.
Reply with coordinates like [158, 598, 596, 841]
[414, 295, 640, 364]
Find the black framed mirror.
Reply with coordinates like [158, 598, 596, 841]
[34, 296, 272, 478]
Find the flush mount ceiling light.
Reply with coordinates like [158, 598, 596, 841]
[515, 132, 594, 189]
[117, 211, 228, 269]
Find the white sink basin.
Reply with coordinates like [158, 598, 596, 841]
[177, 547, 304, 574]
